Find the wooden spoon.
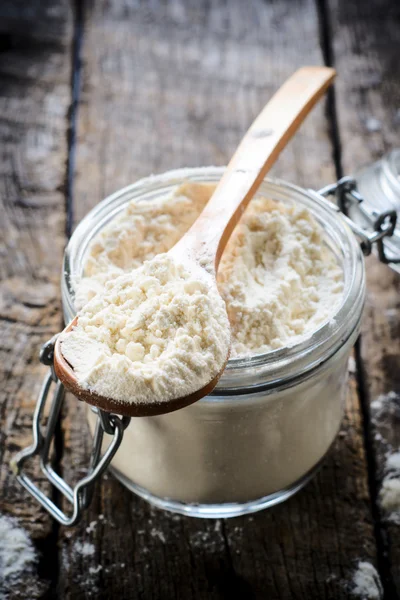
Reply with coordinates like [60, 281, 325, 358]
[54, 66, 336, 418]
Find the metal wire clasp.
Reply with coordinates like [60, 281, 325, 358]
[317, 176, 398, 262]
[11, 336, 131, 526]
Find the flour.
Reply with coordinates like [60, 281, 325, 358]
[218, 195, 343, 354]
[74, 182, 343, 357]
[89, 565, 102, 575]
[70, 541, 99, 595]
[379, 451, 400, 520]
[371, 391, 398, 411]
[348, 356, 357, 374]
[352, 562, 383, 599]
[86, 520, 97, 534]
[385, 452, 400, 471]
[73, 541, 95, 557]
[373, 396, 400, 520]
[62, 253, 230, 405]
[150, 528, 166, 543]
[0, 515, 36, 586]
[380, 478, 400, 516]
[74, 182, 214, 308]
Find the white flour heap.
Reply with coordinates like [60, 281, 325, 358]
[379, 451, 400, 520]
[62, 253, 230, 404]
[352, 561, 383, 599]
[370, 391, 400, 521]
[0, 515, 36, 587]
[74, 182, 343, 358]
[218, 194, 343, 354]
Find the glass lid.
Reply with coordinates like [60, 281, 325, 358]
[354, 149, 400, 274]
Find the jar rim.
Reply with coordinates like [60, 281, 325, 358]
[61, 166, 365, 396]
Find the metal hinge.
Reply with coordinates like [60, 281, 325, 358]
[317, 176, 398, 262]
[11, 337, 131, 526]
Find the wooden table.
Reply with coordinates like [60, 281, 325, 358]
[1, 1, 399, 598]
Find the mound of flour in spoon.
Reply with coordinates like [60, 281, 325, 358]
[61, 253, 230, 405]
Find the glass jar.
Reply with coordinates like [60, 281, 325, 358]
[61, 167, 366, 518]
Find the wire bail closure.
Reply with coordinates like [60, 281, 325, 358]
[317, 176, 398, 262]
[11, 177, 397, 526]
[11, 336, 131, 526]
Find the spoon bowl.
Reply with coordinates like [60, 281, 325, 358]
[54, 275, 230, 418]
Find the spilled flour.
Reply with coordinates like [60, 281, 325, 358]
[73, 541, 95, 557]
[0, 515, 36, 592]
[368, 391, 400, 522]
[379, 451, 400, 521]
[385, 452, 400, 471]
[370, 390, 399, 411]
[352, 562, 383, 599]
[348, 356, 357, 374]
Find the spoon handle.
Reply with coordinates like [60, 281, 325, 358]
[173, 66, 336, 269]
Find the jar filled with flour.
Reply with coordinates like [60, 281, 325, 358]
[13, 164, 399, 524]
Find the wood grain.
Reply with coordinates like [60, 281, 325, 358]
[0, 0, 72, 597]
[57, 1, 379, 598]
[72, 0, 337, 225]
[329, 0, 400, 595]
[173, 66, 336, 266]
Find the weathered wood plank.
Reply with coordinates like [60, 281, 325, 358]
[73, 0, 335, 226]
[56, 1, 379, 598]
[329, 0, 400, 595]
[0, 0, 72, 597]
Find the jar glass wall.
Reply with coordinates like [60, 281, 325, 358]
[62, 167, 365, 517]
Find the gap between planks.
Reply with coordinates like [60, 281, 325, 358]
[315, 0, 398, 597]
[49, 0, 86, 595]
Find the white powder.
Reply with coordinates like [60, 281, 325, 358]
[380, 478, 400, 514]
[379, 451, 400, 519]
[86, 520, 97, 534]
[74, 182, 214, 308]
[62, 253, 230, 405]
[89, 565, 102, 575]
[371, 391, 399, 411]
[385, 452, 400, 471]
[348, 356, 357, 374]
[0, 515, 36, 584]
[352, 562, 383, 599]
[219, 196, 343, 354]
[74, 182, 343, 357]
[150, 528, 166, 543]
[73, 541, 95, 557]
[364, 117, 382, 133]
